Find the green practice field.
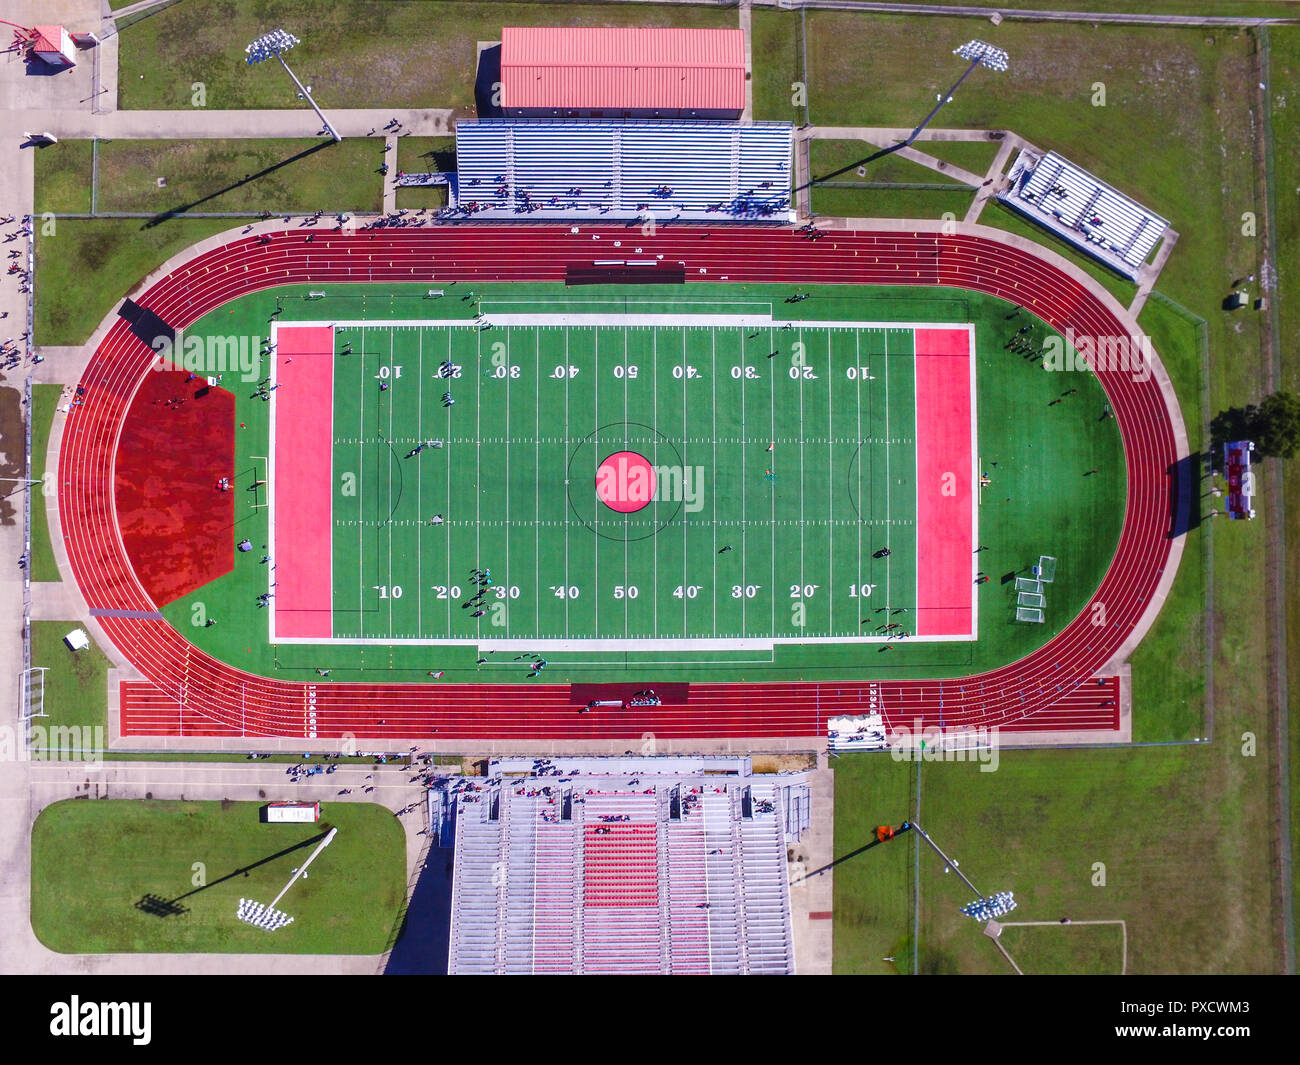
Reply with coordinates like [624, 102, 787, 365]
[321, 311, 929, 646]
[31, 800, 406, 954]
[164, 281, 1123, 683]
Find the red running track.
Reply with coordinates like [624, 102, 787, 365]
[58, 225, 1177, 742]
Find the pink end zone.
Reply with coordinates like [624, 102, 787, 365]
[914, 327, 974, 637]
[271, 326, 335, 638]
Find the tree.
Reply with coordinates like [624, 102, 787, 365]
[1252, 390, 1300, 459]
[1210, 390, 1300, 459]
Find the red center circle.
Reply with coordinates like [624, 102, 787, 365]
[595, 451, 657, 513]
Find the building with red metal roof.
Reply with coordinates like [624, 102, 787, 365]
[499, 26, 746, 120]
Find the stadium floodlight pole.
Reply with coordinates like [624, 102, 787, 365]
[871, 40, 1009, 162]
[906, 820, 986, 900]
[245, 30, 342, 143]
[237, 826, 337, 930]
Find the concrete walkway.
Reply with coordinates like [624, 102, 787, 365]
[739, 0, 754, 124]
[10, 758, 432, 974]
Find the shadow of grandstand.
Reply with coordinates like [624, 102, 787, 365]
[140, 140, 335, 228]
[383, 845, 453, 974]
[1168, 452, 1200, 538]
[131, 830, 331, 917]
[474, 43, 503, 118]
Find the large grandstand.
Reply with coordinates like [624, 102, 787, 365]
[452, 118, 792, 221]
[440, 756, 809, 974]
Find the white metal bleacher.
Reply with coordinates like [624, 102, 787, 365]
[1000, 148, 1168, 280]
[444, 765, 809, 974]
[453, 119, 793, 223]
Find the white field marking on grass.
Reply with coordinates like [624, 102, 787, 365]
[855, 331, 863, 623]
[564, 327, 570, 639]
[445, 328, 453, 636]
[711, 327, 717, 637]
[535, 329, 540, 637]
[653, 326, 659, 638]
[827, 326, 834, 636]
[623, 325, 631, 640]
[740, 328, 748, 640]
[798, 334, 807, 629]
[912, 327, 921, 639]
[593, 326, 600, 640]
[769, 327, 777, 640]
[681, 326, 694, 637]
[266, 320, 280, 643]
[357, 326, 366, 640]
[387, 327, 395, 638]
[474, 296, 776, 315]
[319, 316, 970, 644]
[884, 327, 891, 611]
[417, 327, 423, 638]
[504, 326, 511, 641]
[272, 629, 970, 647]
[292, 317, 961, 336]
[475, 326, 483, 639]
[968, 321, 979, 641]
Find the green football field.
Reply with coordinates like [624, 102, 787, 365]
[320, 309, 930, 646]
[165, 281, 1124, 684]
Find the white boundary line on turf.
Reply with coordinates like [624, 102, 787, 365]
[272, 317, 977, 649]
[967, 322, 979, 641]
[280, 317, 977, 331]
[267, 632, 976, 648]
[267, 321, 278, 644]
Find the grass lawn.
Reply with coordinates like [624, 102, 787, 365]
[29, 384, 63, 583]
[1268, 27, 1300, 951]
[32, 141, 93, 215]
[35, 217, 236, 346]
[811, 186, 975, 222]
[31, 800, 406, 954]
[912, 138, 1003, 178]
[28, 621, 111, 756]
[997, 921, 1126, 975]
[396, 136, 455, 175]
[394, 136, 455, 211]
[810, 139, 974, 186]
[834, 742, 1278, 974]
[93, 139, 383, 216]
[396, 186, 449, 211]
[116, 0, 737, 111]
[831, 754, 916, 975]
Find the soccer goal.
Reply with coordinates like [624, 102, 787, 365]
[1016, 606, 1045, 623]
[20, 666, 47, 723]
[1035, 555, 1057, 583]
[1017, 592, 1046, 609]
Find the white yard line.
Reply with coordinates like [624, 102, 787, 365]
[417, 328, 423, 637]
[711, 328, 718, 637]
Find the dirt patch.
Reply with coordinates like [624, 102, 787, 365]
[0, 386, 24, 526]
[751, 753, 818, 774]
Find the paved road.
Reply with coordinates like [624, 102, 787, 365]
[751, 0, 1297, 27]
